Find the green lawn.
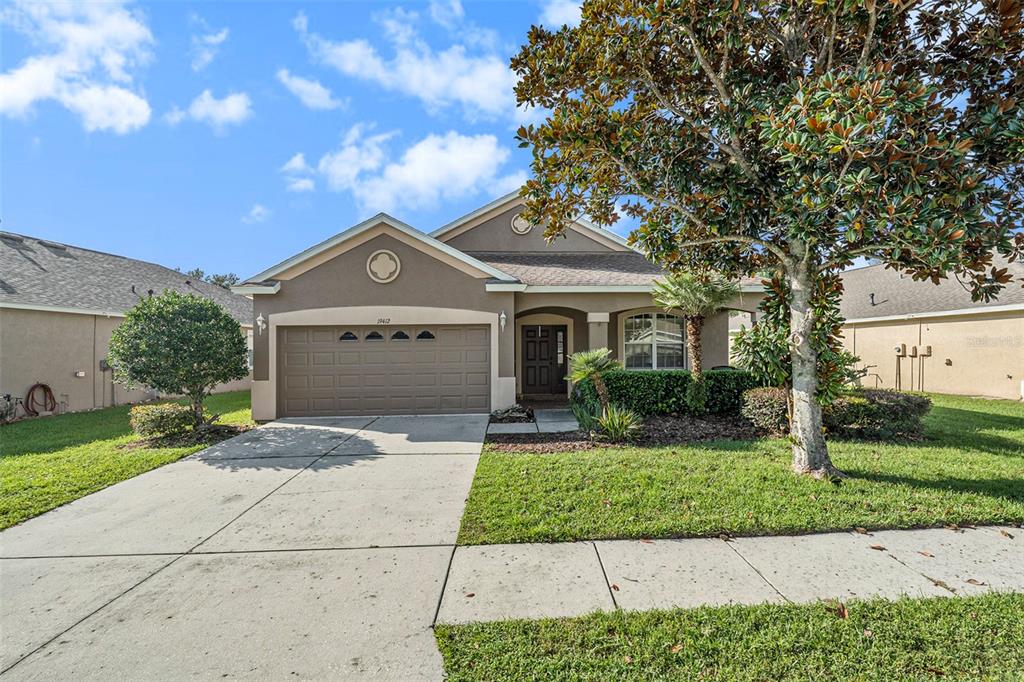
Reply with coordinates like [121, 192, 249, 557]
[435, 593, 1024, 681]
[459, 393, 1024, 544]
[0, 390, 252, 530]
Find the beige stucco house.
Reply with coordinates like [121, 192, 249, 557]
[234, 193, 761, 420]
[0, 232, 253, 415]
[841, 258, 1024, 400]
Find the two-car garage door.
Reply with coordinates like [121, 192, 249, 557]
[278, 325, 490, 417]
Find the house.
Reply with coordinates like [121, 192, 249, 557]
[234, 192, 761, 419]
[840, 257, 1024, 400]
[0, 232, 253, 415]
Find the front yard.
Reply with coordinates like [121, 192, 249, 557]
[436, 593, 1024, 681]
[459, 393, 1024, 544]
[0, 390, 252, 530]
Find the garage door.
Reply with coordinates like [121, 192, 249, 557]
[278, 325, 490, 417]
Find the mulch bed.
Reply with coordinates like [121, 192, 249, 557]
[485, 413, 761, 453]
[489, 405, 536, 424]
[118, 423, 252, 451]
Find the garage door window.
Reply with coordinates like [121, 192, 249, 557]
[391, 330, 410, 340]
[339, 331, 358, 341]
[366, 331, 384, 341]
[416, 330, 436, 341]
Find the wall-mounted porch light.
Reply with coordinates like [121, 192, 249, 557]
[499, 310, 507, 332]
[256, 313, 267, 336]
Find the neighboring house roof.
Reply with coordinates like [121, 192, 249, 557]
[430, 190, 635, 252]
[0, 231, 252, 325]
[840, 256, 1024, 322]
[238, 213, 518, 285]
[471, 251, 664, 286]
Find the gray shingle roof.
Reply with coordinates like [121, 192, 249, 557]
[840, 255, 1024, 320]
[0, 231, 252, 325]
[470, 251, 666, 285]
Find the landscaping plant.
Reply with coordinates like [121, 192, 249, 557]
[568, 348, 621, 414]
[652, 271, 741, 412]
[129, 403, 194, 438]
[572, 368, 759, 417]
[596, 403, 642, 442]
[109, 290, 249, 427]
[512, 0, 1024, 477]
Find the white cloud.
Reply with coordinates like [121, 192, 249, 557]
[294, 12, 515, 121]
[280, 152, 313, 175]
[428, 0, 463, 29]
[189, 15, 229, 71]
[242, 204, 271, 224]
[311, 125, 524, 214]
[279, 152, 316, 192]
[286, 177, 315, 193]
[539, 0, 582, 27]
[276, 68, 345, 110]
[166, 89, 252, 130]
[0, 1, 153, 133]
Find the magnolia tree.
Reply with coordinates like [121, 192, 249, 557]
[512, 0, 1024, 477]
[109, 291, 249, 426]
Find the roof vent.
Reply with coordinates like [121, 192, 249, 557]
[0, 233, 25, 244]
[38, 239, 67, 250]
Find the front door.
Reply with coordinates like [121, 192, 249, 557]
[521, 325, 567, 394]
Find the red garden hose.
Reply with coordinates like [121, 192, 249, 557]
[25, 383, 57, 417]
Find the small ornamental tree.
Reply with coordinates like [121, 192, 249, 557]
[653, 272, 740, 411]
[512, 0, 1024, 477]
[109, 290, 249, 426]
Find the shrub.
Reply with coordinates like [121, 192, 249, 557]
[130, 403, 194, 437]
[597, 404, 642, 442]
[570, 369, 760, 418]
[740, 386, 790, 434]
[570, 400, 600, 433]
[740, 387, 932, 440]
[828, 389, 932, 440]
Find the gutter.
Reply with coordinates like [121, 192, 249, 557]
[844, 302, 1024, 325]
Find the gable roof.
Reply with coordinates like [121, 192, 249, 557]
[429, 191, 636, 252]
[840, 255, 1024, 322]
[239, 213, 518, 285]
[0, 231, 252, 325]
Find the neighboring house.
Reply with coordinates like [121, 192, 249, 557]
[234, 192, 761, 419]
[0, 232, 253, 415]
[840, 257, 1024, 400]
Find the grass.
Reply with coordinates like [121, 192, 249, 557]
[0, 391, 252, 529]
[458, 393, 1024, 544]
[435, 593, 1024, 681]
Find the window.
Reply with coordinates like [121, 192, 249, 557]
[390, 330, 410, 340]
[365, 331, 384, 341]
[416, 330, 435, 340]
[339, 331, 358, 341]
[623, 313, 685, 370]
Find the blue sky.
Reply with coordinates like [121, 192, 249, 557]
[1, 0, 587, 279]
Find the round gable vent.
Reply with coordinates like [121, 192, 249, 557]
[366, 249, 401, 283]
[510, 214, 533, 235]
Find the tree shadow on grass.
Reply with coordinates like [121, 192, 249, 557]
[914, 405, 1024, 457]
[849, 470, 1024, 505]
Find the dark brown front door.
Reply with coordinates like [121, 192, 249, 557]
[521, 325, 567, 394]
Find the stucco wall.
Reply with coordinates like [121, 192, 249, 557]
[0, 307, 251, 415]
[443, 205, 622, 253]
[251, 232, 517, 381]
[842, 310, 1024, 399]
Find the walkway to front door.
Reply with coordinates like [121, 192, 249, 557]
[521, 324, 568, 395]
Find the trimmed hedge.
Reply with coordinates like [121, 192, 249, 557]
[740, 387, 932, 440]
[129, 403, 194, 437]
[571, 369, 760, 417]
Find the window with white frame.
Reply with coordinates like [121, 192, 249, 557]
[623, 313, 685, 370]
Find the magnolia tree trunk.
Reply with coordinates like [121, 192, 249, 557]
[788, 258, 841, 478]
[686, 316, 704, 379]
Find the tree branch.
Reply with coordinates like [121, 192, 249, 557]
[675, 236, 792, 265]
[858, 0, 878, 69]
[680, 24, 733, 106]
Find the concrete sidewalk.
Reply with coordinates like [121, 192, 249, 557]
[436, 525, 1023, 623]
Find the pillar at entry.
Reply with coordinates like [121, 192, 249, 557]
[587, 312, 609, 351]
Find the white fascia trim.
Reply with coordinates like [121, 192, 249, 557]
[485, 282, 529, 292]
[845, 302, 1024, 324]
[243, 213, 517, 283]
[0, 301, 125, 317]
[231, 282, 281, 295]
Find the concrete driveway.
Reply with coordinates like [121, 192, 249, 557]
[0, 414, 487, 680]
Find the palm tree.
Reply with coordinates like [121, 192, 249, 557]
[652, 272, 741, 381]
[568, 348, 621, 413]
